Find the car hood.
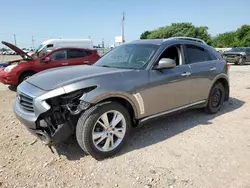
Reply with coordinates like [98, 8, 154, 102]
[26, 65, 132, 91]
[1, 41, 35, 60]
[224, 51, 246, 56]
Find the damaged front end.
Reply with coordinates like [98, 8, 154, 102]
[34, 89, 92, 145]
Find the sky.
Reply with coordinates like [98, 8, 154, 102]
[0, 0, 250, 48]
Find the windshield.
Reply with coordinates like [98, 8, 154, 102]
[35, 44, 45, 53]
[94, 44, 158, 69]
[228, 48, 246, 52]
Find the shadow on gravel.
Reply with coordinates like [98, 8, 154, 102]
[53, 136, 86, 160]
[53, 97, 245, 160]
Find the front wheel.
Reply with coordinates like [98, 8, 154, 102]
[19, 72, 35, 84]
[76, 102, 131, 160]
[239, 57, 246, 65]
[205, 83, 225, 114]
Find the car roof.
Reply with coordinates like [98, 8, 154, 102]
[128, 39, 166, 45]
[128, 37, 207, 46]
[51, 47, 96, 51]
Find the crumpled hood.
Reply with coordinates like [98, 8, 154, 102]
[26, 65, 132, 91]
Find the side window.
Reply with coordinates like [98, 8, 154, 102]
[49, 50, 67, 61]
[246, 48, 250, 53]
[85, 50, 92, 56]
[158, 45, 181, 66]
[185, 45, 216, 64]
[67, 49, 87, 59]
[46, 44, 53, 48]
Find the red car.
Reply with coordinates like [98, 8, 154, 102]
[0, 41, 100, 86]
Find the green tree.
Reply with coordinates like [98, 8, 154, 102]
[212, 32, 236, 47]
[140, 23, 212, 44]
[0, 48, 8, 52]
[140, 31, 151, 39]
[213, 25, 250, 47]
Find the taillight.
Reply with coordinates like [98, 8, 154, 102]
[226, 62, 230, 69]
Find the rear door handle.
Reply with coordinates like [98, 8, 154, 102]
[210, 67, 216, 71]
[61, 62, 68, 65]
[181, 72, 191, 77]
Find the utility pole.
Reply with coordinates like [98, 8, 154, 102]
[102, 38, 104, 48]
[32, 36, 34, 48]
[122, 12, 125, 44]
[13, 34, 16, 46]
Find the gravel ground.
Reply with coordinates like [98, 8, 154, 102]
[0, 56, 250, 188]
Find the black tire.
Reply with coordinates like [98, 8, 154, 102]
[19, 72, 35, 84]
[76, 102, 131, 160]
[239, 57, 246, 65]
[205, 82, 225, 114]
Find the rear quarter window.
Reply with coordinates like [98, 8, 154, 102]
[185, 45, 217, 64]
[67, 49, 87, 59]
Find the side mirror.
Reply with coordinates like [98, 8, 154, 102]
[156, 58, 176, 69]
[43, 57, 51, 63]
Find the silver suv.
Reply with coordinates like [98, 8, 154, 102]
[14, 37, 230, 159]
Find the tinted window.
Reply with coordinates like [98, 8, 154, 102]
[185, 45, 216, 64]
[229, 48, 246, 52]
[46, 44, 53, 48]
[246, 48, 250, 53]
[67, 49, 87, 59]
[85, 50, 92, 56]
[49, 50, 67, 61]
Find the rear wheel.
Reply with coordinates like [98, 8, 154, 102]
[76, 102, 131, 160]
[205, 83, 225, 114]
[19, 72, 35, 84]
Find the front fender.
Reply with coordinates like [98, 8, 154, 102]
[82, 90, 141, 119]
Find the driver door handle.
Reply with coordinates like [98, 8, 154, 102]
[181, 72, 191, 77]
[210, 67, 216, 71]
[61, 62, 68, 66]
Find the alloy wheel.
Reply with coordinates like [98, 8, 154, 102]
[92, 110, 126, 152]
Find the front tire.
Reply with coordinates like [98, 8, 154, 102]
[205, 83, 225, 114]
[76, 102, 131, 160]
[239, 57, 246, 65]
[19, 72, 35, 84]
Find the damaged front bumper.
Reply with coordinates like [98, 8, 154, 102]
[14, 98, 75, 145]
[13, 81, 91, 145]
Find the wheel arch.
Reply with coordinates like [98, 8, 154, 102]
[93, 94, 140, 126]
[19, 70, 37, 83]
[210, 75, 230, 102]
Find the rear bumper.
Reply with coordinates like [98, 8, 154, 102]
[0, 69, 18, 85]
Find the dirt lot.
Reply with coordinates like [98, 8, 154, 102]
[0, 56, 250, 188]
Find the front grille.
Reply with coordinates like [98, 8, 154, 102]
[18, 93, 34, 113]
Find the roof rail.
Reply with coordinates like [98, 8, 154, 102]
[166, 37, 207, 44]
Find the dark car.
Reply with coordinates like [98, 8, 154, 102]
[223, 47, 250, 65]
[14, 37, 230, 159]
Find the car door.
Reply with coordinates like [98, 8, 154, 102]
[67, 49, 92, 66]
[183, 44, 218, 103]
[39, 50, 68, 71]
[143, 44, 192, 116]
